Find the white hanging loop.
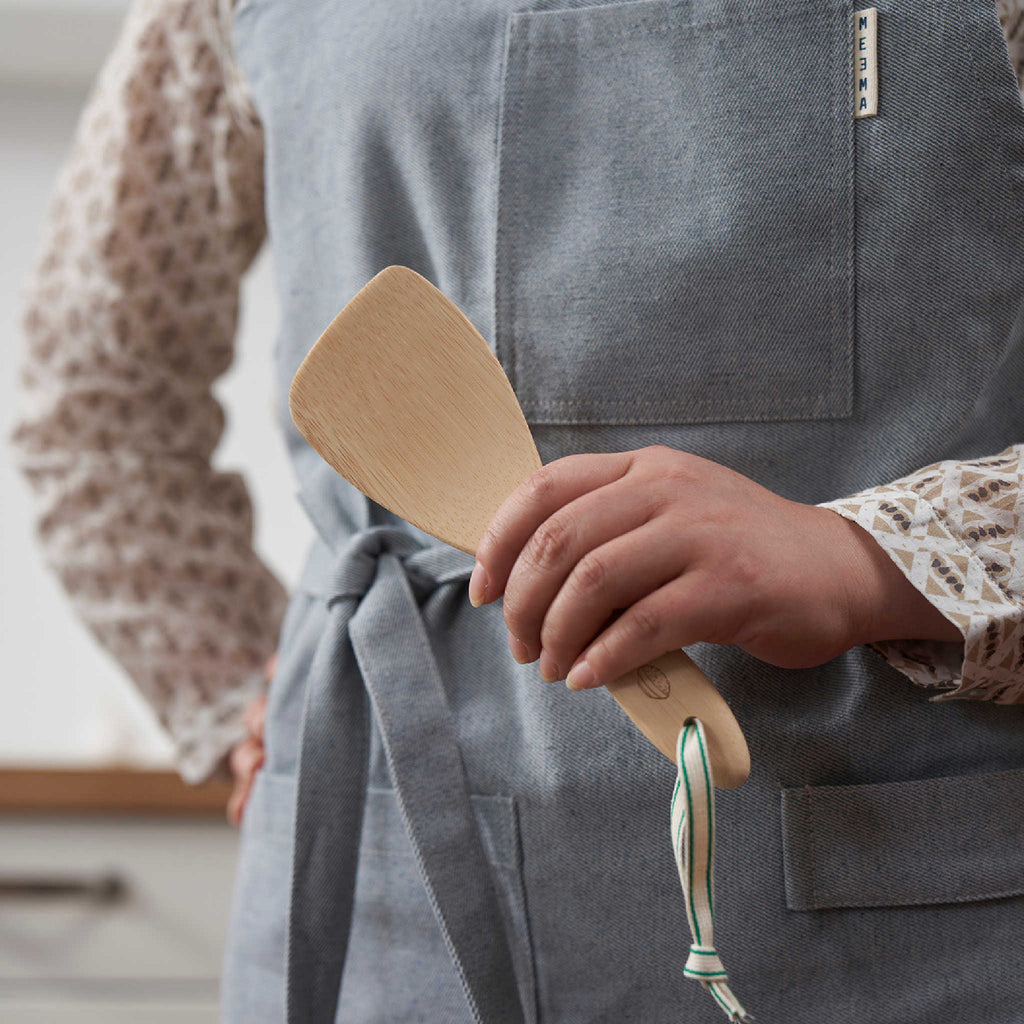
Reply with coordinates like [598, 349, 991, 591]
[671, 719, 751, 1021]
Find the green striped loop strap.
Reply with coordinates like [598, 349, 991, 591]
[671, 720, 751, 1022]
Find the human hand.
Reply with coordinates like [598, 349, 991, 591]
[468, 446, 960, 691]
[226, 653, 276, 827]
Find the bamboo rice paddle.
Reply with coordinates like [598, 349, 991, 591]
[289, 266, 750, 788]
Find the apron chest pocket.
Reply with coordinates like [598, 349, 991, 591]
[495, 0, 855, 426]
[781, 767, 1024, 911]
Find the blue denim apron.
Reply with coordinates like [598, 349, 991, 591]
[222, 1, 1024, 1020]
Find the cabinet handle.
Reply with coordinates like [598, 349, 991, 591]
[0, 872, 128, 904]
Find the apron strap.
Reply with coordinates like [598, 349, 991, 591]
[286, 525, 527, 1024]
[286, 587, 369, 1023]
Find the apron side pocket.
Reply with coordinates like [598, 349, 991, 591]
[339, 787, 539, 1023]
[781, 767, 1024, 911]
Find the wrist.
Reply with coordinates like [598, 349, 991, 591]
[833, 513, 962, 647]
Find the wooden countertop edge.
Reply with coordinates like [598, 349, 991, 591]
[0, 767, 233, 816]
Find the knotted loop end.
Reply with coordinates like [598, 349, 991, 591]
[684, 944, 728, 980]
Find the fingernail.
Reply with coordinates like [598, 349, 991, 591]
[468, 562, 488, 607]
[539, 651, 560, 683]
[566, 661, 595, 691]
[509, 635, 531, 663]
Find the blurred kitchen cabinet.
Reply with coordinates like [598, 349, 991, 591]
[0, 768, 238, 1023]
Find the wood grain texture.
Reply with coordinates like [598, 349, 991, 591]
[289, 267, 749, 787]
[290, 266, 541, 555]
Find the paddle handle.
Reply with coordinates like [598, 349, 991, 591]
[605, 649, 750, 788]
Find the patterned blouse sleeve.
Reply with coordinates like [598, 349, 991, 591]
[819, 447, 1024, 704]
[8, 0, 288, 783]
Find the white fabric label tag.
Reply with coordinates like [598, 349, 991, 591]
[854, 8, 878, 118]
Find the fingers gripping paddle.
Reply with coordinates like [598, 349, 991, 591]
[289, 266, 749, 788]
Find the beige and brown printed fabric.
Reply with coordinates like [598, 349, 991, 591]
[9, 0, 1024, 783]
[821, 448, 1024, 705]
[9, 0, 285, 782]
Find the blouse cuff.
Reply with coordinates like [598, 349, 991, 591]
[172, 666, 270, 784]
[819, 483, 1024, 704]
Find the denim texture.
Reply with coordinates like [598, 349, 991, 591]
[782, 767, 1024, 910]
[496, 0, 854, 425]
[222, 1, 1024, 1020]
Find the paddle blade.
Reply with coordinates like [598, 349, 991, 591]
[289, 266, 542, 554]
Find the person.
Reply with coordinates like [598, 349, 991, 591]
[10, 0, 1024, 1020]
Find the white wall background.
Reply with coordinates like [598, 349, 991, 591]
[0, 0, 313, 768]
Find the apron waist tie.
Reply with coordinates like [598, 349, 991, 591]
[286, 523, 527, 1024]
